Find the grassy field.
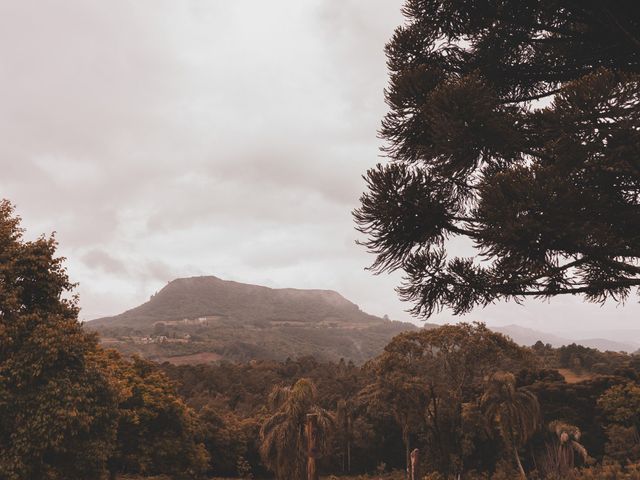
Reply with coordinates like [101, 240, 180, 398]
[556, 368, 596, 384]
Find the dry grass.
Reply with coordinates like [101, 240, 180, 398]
[557, 368, 595, 384]
[160, 351, 224, 365]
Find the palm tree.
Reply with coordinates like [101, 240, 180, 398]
[259, 378, 333, 480]
[544, 421, 588, 477]
[481, 372, 540, 479]
[335, 399, 353, 473]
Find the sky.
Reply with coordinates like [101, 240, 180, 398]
[1, 0, 639, 338]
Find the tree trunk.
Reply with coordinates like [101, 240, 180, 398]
[514, 444, 527, 480]
[403, 428, 410, 480]
[347, 414, 352, 473]
[306, 413, 319, 480]
[410, 448, 420, 480]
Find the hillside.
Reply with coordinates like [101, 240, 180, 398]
[493, 324, 639, 353]
[87, 276, 423, 364]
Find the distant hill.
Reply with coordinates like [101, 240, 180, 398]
[492, 324, 639, 353]
[492, 325, 569, 348]
[87, 276, 425, 364]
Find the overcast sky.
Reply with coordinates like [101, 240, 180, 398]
[2, 0, 639, 337]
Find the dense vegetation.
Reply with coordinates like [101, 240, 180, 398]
[5, 1, 640, 479]
[0, 200, 208, 480]
[4, 200, 640, 479]
[159, 327, 640, 479]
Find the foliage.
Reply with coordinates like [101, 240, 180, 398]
[353, 1, 640, 318]
[5, 200, 640, 479]
[259, 378, 333, 479]
[563, 462, 640, 480]
[598, 382, 640, 426]
[127, 324, 640, 479]
[235, 455, 253, 479]
[481, 372, 540, 478]
[199, 405, 251, 477]
[0, 200, 214, 479]
[528, 375, 624, 461]
[364, 322, 531, 476]
[359, 351, 427, 474]
[542, 421, 589, 478]
[598, 382, 640, 463]
[0, 200, 120, 480]
[107, 354, 209, 479]
[335, 398, 355, 474]
[603, 424, 640, 464]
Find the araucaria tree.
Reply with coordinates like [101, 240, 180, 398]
[354, 1, 640, 317]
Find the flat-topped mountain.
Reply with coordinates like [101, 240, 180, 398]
[88, 276, 424, 364]
[90, 276, 378, 328]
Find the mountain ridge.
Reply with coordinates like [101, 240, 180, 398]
[87, 275, 424, 364]
[90, 276, 377, 327]
[492, 324, 639, 353]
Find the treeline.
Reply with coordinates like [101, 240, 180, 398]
[160, 325, 640, 479]
[5, 200, 640, 480]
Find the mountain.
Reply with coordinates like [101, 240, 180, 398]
[492, 325, 570, 348]
[576, 338, 640, 353]
[87, 276, 424, 364]
[492, 324, 639, 353]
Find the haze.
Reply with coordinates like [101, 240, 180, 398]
[1, 0, 638, 337]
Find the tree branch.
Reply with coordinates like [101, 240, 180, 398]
[502, 87, 565, 104]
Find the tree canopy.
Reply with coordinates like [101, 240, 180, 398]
[0, 200, 208, 480]
[0, 200, 119, 479]
[365, 322, 532, 475]
[259, 378, 333, 480]
[354, 1, 640, 318]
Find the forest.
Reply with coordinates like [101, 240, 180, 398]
[2, 193, 640, 479]
[159, 328, 640, 480]
[2, 0, 640, 478]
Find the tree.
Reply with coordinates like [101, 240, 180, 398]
[544, 421, 589, 477]
[199, 405, 249, 477]
[598, 382, 640, 429]
[359, 365, 426, 479]
[354, 1, 640, 318]
[335, 398, 354, 473]
[365, 322, 530, 476]
[0, 200, 120, 479]
[259, 378, 333, 480]
[106, 354, 209, 480]
[481, 372, 540, 479]
[598, 382, 640, 463]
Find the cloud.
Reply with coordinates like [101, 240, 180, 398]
[82, 249, 128, 275]
[2, 0, 639, 335]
